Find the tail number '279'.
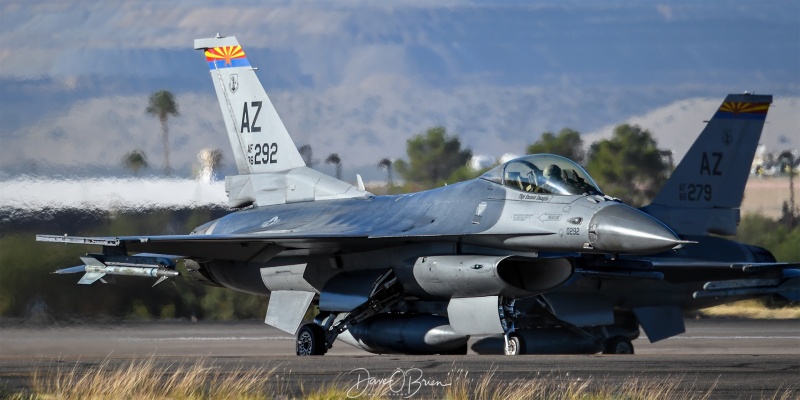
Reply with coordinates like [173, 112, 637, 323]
[678, 183, 712, 201]
[248, 143, 278, 165]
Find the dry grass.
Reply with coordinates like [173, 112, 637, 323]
[696, 299, 800, 319]
[442, 368, 716, 400]
[9, 357, 796, 400]
[24, 357, 279, 400]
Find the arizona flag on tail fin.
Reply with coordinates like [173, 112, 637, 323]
[713, 100, 770, 120]
[643, 93, 772, 236]
[205, 46, 250, 69]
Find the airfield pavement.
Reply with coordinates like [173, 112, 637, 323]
[0, 318, 798, 398]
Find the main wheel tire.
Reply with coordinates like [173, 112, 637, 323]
[296, 323, 327, 356]
[504, 334, 525, 356]
[603, 336, 634, 354]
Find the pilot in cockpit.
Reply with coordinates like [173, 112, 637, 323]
[543, 164, 563, 182]
[538, 164, 564, 194]
[488, 155, 602, 196]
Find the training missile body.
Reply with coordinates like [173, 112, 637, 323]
[52, 254, 180, 286]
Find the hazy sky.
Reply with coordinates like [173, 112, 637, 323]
[1, 0, 798, 179]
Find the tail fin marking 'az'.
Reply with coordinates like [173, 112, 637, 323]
[195, 35, 367, 207]
[643, 93, 773, 236]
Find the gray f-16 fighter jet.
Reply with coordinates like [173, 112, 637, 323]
[38, 35, 798, 356]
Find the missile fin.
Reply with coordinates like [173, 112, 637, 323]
[152, 275, 170, 287]
[78, 271, 106, 285]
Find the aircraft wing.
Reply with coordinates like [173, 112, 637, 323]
[36, 231, 525, 262]
[38, 233, 373, 261]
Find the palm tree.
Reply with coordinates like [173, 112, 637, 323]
[299, 144, 317, 168]
[208, 149, 224, 177]
[121, 149, 149, 177]
[325, 153, 342, 180]
[378, 158, 393, 188]
[778, 151, 797, 229]
[197, 148, 224, 182]
[146, 90, 180, 176]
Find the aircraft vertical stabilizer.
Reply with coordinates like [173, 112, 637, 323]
[194, 36, 305, 175]
[195, 35, 368, 207]
[643, 93, 772, 236]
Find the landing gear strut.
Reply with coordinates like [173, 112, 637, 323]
[501, 296, 639, 355]
[499, 298, 524, 356]
[296, 270, 403, 356]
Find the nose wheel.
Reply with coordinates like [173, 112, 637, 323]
[296, 323, 327, 356]
[503, 334, 525, 356]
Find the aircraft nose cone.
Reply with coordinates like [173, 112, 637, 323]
[589, 204, 682, 254]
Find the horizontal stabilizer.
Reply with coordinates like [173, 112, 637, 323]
[779, 273, 800, 302]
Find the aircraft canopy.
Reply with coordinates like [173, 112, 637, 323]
[480, 154, 603, 196]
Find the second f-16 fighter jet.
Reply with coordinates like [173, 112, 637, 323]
[39, 35, 798, 356]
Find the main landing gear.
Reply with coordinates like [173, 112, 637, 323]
[602, 335, 634, 354]
[500, 296, 638, 356]
[296, 270, 403, 356]
[296, 323, 327, 356]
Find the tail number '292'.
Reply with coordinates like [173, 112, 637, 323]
[248, 143, 278, 165]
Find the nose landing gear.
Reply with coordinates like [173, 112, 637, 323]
[503, 333, 525, 356]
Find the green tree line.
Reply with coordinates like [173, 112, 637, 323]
[390, 125, 672, 207]
[0, 208, 266, 321]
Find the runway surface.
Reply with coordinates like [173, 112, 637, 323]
[1, 319, 798, 398]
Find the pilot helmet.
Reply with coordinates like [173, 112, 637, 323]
[543, 164, 562, 180]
